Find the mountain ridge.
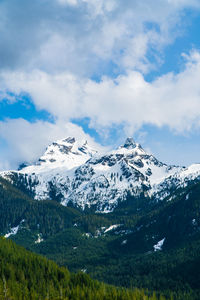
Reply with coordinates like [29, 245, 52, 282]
[1, 136, 199, 213]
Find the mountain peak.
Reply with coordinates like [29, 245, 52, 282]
[61, 137, 76, 144]
[20, 136, 98, 174]
[123, 137, 136, 149]
[115, 137, 146, 156]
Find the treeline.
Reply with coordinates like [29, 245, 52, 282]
[0, 237, 166, 300]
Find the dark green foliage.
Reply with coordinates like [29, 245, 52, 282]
[0, 237, 165, 300]
[75, 214, 112, 234]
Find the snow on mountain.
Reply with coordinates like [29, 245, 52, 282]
[15, 137, 99, 202]
[1, 136, 200, 212]
[153, 238, 165, 251]
[60, 137, 181, 211]
[152, 163, 200, 201]
[4, 219, 25, 238]
[22, 137, 98, 174]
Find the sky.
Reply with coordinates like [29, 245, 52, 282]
[1, 0, 200, 170]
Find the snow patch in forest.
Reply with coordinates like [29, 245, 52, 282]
[153, 238, 165, 251]
[35, 233, 44, 244]
[4, 220, 25, 238]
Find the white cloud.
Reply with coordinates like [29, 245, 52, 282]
[81, 50, 200, 133]
[0, 70, 84, 120]
[0, 0, 199, 75]
[1, 50, 200, 138]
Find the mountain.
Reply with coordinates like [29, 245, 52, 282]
[1, 136, 200, 298]
[21, 136, 98, 173]
[0, 136, 190, 212]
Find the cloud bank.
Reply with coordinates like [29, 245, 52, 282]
[0, 0, 200, 169]
[1, 50, 200, 131]
[0, 0, 199, 75]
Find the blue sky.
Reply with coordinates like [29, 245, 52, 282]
[1, 0, 200, 169]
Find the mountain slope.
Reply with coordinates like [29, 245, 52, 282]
[0, 176, 81, 244]
[0, 136, 189, 212]
[0, 237, 167, 300]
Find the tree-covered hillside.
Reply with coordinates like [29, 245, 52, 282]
[0, 237, 167, 300]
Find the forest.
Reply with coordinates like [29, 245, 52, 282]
[0, 237, 169, 300]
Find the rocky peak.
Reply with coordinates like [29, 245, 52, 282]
[115, 138, 145, 157]
[20, 137, 98, 174]
[123, 137, 136, 149]
[62, 137, 76, 144]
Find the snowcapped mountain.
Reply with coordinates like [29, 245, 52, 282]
[22, 137, 98, 173]
[1, 136, 200, 212]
